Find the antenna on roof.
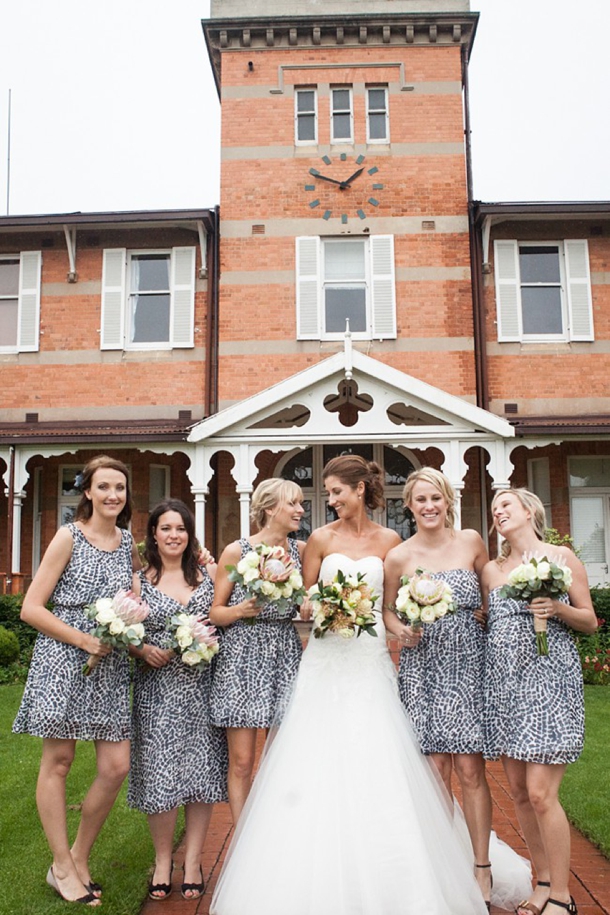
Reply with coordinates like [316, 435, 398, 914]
[5, 89, 11, 215]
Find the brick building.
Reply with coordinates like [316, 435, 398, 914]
[1, 0, 610, 589]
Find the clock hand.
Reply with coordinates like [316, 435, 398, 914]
[312, 173, 344, 186]
[339, 167, 364, 189]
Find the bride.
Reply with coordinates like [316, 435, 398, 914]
[211, 456, 520, 915]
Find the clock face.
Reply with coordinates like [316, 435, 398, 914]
[304, 153, 383, 223]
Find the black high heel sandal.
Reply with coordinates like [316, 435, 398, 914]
[148, 860, 174, 901]
[475, 862, 493, 912]
[516, 880, 551, 915]
[181, 865, 205, 900]
[546, 898, 577, 915]
[46, 867, 100, 906]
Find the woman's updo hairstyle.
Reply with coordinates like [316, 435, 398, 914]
[250, 478, 304, 531]
[402, 467, 456, 530]
[491, 488, 547, 561]
[322, 455, 385, 511]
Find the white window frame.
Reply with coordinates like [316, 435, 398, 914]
[296, 235, 396, 342]
[295, 87, 317, 145]
[366, 85, 389, 144]
[101, 246, 196, 351]
[527, 457, 552, 527]
[58, 465, 84, 527]
[330, 86, 353, 144]
[493, 238, 594, 343]
[0, 251, 42, 354]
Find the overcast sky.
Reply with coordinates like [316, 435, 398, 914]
[0, 0, 607, 216]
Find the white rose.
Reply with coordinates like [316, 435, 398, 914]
[108, 618, 126, 635]
[260, 579, 276, 597]
[282, 584, 293, 598]
[289, 572, 303, 589]
[95, 603, 116, 626]
[176, 625, 194, 649]
[242, 568, 259, 584]
[435, 601, 449, 617]
[358, 598, 373, 614]
[126, 623, 145, 640]
[420, 606, 437, 623]
[337, 626, 355, 639]
[404, 601, 421, 622]
[182, 649, 202, 667]
[536, 561, 551, 580]
[245, 551, 261, 567]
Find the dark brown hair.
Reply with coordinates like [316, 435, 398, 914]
[322, 455, 385, 511]
[74, 454, 132, 528]
[145, 498, 201, 588]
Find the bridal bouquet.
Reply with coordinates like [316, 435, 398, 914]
[308, 569, 378, 639]
[500, 552, 573, 656]
[227, 543, 306, 623]
[168, 612, 219, 670]
[82, 588, 150, 675]
[394, 567, 455, 630]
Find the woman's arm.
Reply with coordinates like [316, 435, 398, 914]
[209, 541, 259, 626]
[21, 527, 111, 656]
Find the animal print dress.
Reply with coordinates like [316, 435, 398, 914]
[13, 524, 133, 742]
[484, 590, 583, 764]
[210, 538, 303, 729]
[397, 569, 485, 755]
[128, 571, 228, 814]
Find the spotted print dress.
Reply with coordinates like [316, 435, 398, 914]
[484, 590, 583, 764]
[13, 524, 133, 742]
[128, 571, 228, 814]
[397, 569, 484, 755]
[210, 538, 303, 729]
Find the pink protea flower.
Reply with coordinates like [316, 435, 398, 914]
[258, 545, 296, 583]
[112, 588, 150, 624]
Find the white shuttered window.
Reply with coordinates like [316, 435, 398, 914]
[493, 239, 594, 343]
[296, 235, 396, 341]
[101, 247, 196, 350]
[0, 251, 42, 353]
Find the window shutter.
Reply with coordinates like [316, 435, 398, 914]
[370, 235, 396, 338]
[171, 246, 196, 347]
[296, 236, 320, 339]
[17, 250, 41, 352]
[101, 249, 126, 350]
[565, 239, 594, 341]
[494, 240, 521, 342]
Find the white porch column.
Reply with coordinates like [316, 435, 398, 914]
[11, 490, 25, 573]
[192, 489, 207, 546]
[453, 483, 464, 530]
[237, 487, 252, 538]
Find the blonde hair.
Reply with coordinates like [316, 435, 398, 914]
[402, 467, 456, 530]
[250, 478, 304, 530]
[491, 488, 547, 560]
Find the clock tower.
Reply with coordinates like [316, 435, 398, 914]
[203, 1, 478, 410]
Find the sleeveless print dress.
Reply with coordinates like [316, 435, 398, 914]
[13, 524, 133, 742]
[484, 590, 584, 764]
[128, 571, 228, 814]
[210, 537, 303, 729]
[397, 569, 485, 755]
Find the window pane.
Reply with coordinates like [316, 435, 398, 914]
[295, 500, 312, 541]
[0, 299, 18, 347]
[61, 467, 82, 496]
[332, 113, 351, 139]
[298, 115, 316, 141]
[386, 498, 415, 539]
[519, 246, 560, 283]
[281, 449, 314, 487]
[131, 293, 171, 343]
[325, 241, 365, 281]
[368, 88, 386, 110]
[569, 458, 610, 488]
[133, 255, 170, 292]
[384, 447, 415, 486]
[323, 443, 373, 465]
[297, 90, 315, 113]
[325, 288, 366, 333]
[332, 89, 350, 111]
[369, 112, 387, 140]
[521, 287, 563, 335]
[0, 259, 19, 295]
[571, 497, 606, 563]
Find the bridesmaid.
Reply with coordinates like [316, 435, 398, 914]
[13, 454, 139, 905]
[128, 499, 228, 902]
[383, 467, 493, 907]
[209, 478, 305, 823]
[482, 488, 596, 915]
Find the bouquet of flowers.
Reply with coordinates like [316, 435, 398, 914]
[500, 551, 573, 656]
[82, 588, 150, 675]
[167, 612, 220, 670]
[227, 543, 306, 623]
[307, 569, 378, 639]
[394, 567, 455, 630]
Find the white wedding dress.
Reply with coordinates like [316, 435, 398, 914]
[211, 554, 530, 915]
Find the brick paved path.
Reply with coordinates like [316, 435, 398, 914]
[139, 754, 609, 915]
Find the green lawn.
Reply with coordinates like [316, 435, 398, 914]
[560, 685, 610, 857]
[0, 684, 174, 915]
